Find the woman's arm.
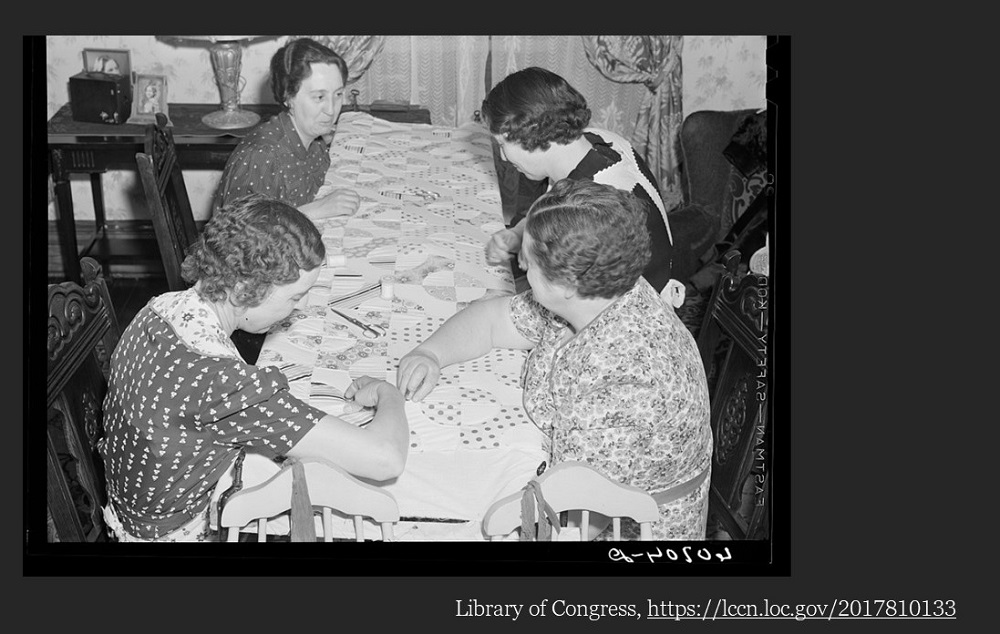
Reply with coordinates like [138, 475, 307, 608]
[297, 188, 361, 221]
[217, 143, 357, 221]
[484, 219, 527, 266]
[285, 378, 409, 481]
[397, 295, 534, 401]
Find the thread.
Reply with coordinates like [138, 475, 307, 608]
[380, 276, 395, 300]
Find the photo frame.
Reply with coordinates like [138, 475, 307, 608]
[81, 48, 131, 79]
[127, 74, 170, 125]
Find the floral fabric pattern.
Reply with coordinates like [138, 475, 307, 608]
[509, 278, 712, 540]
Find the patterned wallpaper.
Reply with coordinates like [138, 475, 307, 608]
[44, 35, 766, 223]
[682, 36, 768, 112]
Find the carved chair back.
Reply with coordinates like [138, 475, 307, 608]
[136, 112, 199, 291]
[696, 250, 770, 540]
[46, 257, 120, 542]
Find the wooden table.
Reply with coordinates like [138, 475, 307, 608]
[47, 102, 431, 283]
[252, 111, 547, 540]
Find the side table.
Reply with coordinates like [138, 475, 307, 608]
[47, 102, 431, 283]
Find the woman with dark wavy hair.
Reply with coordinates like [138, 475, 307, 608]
[98, 197, 408, 542]
[397, 179, 711, 540]
[481, 66, 674, 293]
[213, 37, 360, 223]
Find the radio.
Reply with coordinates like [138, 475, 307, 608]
[68, 71, 133, 125]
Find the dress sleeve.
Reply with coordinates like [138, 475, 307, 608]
[194, 360, 326, 459]
[508, 290, 556, 344]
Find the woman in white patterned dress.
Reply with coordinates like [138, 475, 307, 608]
[98, 197, 408, 541]
[398, 179, 712, 540]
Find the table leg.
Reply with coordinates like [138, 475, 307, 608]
[89, 172, 106, 242]
[80, 173, 108, 256]
[50, 149, 81, 283]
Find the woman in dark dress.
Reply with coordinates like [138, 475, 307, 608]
[481, 66, 674, 293]
[213, 37, 360, 224]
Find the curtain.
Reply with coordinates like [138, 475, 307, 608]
[335, 36, 489, 127]
[489, 36, 647, 137]
[296, 36, 385, 84]
[346, 36, 650, 130]
[582, 36, 683, 208]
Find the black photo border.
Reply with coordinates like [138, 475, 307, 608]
[26, 34, 788, 579]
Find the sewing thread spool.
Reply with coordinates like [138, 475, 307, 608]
[380, 276, 395, 300]
[327, 254, 347, 269]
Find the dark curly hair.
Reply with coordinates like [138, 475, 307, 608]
[270, 37, 348, 107]
[181, 196, 326, 308]
[525, 179, 650, 299]
[481, 67, 591, 152]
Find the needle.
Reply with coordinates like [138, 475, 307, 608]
[329, 308, 385, 338]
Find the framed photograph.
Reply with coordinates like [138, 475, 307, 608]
[127, 74, 170, 125]
[82, 48, 131, 79]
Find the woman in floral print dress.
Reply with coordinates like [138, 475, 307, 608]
[398, 179, 712, 540]
[98, 197, 409, 541]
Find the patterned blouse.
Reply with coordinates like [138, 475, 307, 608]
[98, 288, 326, 540]
[212, 110, 330, 213]
[509, 278, 712, 540]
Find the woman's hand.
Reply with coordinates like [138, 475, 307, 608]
[396, 348, 442, 402]
[343, 376, 403, 412]
[313, 188, 361, 218]
[485, 228, 522, 266]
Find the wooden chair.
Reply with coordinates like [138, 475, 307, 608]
[136, 117, 264, 363]
[481, 461, 660, 541]
[46, 257, 120, 542]
[218, 456, 400, 542]
[136, 112, 199, 292]
[696, 250, 770, 540]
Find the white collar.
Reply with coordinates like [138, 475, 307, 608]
[150, 288, 243, 360]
